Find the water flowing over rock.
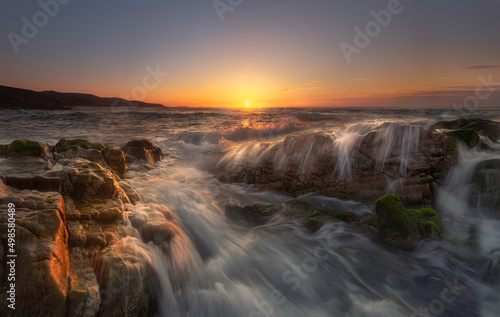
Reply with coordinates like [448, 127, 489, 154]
[211, 123, 457, 205]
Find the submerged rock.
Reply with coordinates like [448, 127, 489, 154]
[375, 193, 442, 250]
[225, 199, 373, 232]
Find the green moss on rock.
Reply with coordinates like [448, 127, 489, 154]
[375, 193, 415, 241]
[443, 129, 479, 147]
[449, 239, 480, 247]
[56, 138, 103, 151]
[330, 211, 358, 223]
[61, 145, 80, 152]
[6, 139, 46, 157]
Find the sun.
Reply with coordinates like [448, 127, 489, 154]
[245, 101, 250, 107]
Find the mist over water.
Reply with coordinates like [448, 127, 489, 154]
[1, 107, 499, 316]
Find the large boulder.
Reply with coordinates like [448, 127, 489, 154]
[0, 192, 70, 316]
[102, 148, 127, 179]
[93, 238, 156, 317]
[211, 124, 457, 205]
[5, 139, 53, 160]
[121, 140, 162, 165]
[60, 162, 123, 200]
[55, 139, 127, 178]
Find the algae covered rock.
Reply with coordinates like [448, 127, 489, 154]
[5, 139, 52, 159]
[55, 138, 104, 152]
[443, 129, 480, 148]
[432, 118, 500, 143]
[375, 193, 443, 250]
[375, 193, 417, 250]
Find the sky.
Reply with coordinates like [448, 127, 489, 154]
[1, 0, 500, 108]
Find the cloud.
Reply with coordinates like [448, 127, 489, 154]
[305, 86, 324, 90]
[275, 86, 299, 92]
[305, 80, 321, 85]
[461, 65, 500, 70]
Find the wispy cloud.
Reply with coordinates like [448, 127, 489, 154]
[461, 65, 500, 70]
[275, 86, 299, 92]
[305, 80, 321, 85]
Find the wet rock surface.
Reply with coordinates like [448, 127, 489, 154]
[0, 139, 164, 316]
[211, 124, 458, 205]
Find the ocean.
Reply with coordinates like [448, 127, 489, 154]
[1, 106, 499, 316]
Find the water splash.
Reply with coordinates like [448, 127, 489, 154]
[333, 124, 372, 179]
[372, 123, 421, 177]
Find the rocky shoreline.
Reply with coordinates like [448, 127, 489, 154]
[0, 119, 498, 316]
[0, 138, 167, 316]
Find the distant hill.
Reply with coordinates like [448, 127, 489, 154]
[0, 85, 166, 110]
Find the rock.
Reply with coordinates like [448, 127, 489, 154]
[60, 162, 122, 200]
[470, 159, 500, 212]
[5, 173, 61, 192]
[225, 200, 364, 232]
[102, 148, 127, 178]
[443, 129, 480, 148]
[128, 203, 181, 248]
[225, 204, 280, 226]
[59, 148, 107, 166]
[118, 181, 142, 204]
[121, 140, 162, 165]
[432, 118, 500, 143]
[375, 193, 418, 250]
[93, 238, 156, 317]
[0, 144, 7, 157]
[375, 193, 442, 250]
[96, 199, 125, 223]
[67, 248, 101, 317]
[0, 178, 11, 198]
[0, 156, 53, 175]
[5, 139, 53, 160]
[0, 192, 70, 317]
[211, 124, 457, 205]
[55, 138, 104, 152]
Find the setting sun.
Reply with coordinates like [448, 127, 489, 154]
[245, 101, 250, 107]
